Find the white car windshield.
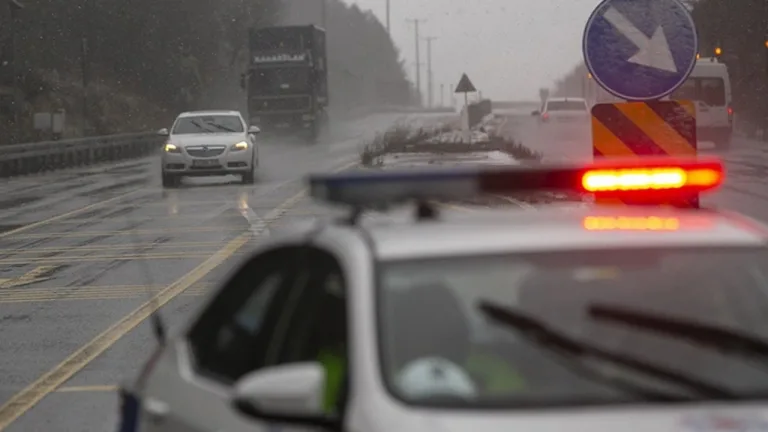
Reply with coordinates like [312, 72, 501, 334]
[172, 115, 244, 134]
[377, 248, 768, 408]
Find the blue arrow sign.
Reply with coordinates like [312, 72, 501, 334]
[583, 0, 698, 101]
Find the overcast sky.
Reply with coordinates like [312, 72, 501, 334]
[343, 0, 601, 101]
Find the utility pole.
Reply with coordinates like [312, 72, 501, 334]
[423, 36, 436, 108]
[406, 18, 425, 105]
[9, 0, 23, 139]
[440, 83, 445, 107]
[385, 0, 390, 34]
[321, 0, 327, 29]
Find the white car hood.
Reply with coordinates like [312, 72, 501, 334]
[404, 404, 768, 432]
[170, 133, 246, 147]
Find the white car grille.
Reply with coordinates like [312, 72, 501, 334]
[185, 145, 226, 158]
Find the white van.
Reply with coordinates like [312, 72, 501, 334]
[669, 58, 733, 149]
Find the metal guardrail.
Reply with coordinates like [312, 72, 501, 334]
[0, 132, 163, 178]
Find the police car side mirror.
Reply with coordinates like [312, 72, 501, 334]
[157, 128, 169, 136]
[248, 125, 261, 134]
[232, 362, 339, 429]
[531, 110, 540, 117]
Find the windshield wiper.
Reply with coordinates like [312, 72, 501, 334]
[590, 304, 768, 367]
[190, 119, 214, 133]
[478, 300, 735, 400]
[207, 123, 237, 133]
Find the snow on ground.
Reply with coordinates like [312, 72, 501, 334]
[377, 150, 519, 168]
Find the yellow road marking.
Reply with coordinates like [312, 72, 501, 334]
[50, 211, 325, 224]
[5, 210, 328, 240]
[0, 253, 219, 265]
[0, 283, 212, 304]
[6, 226, 244, 240]
[0, 266, 59, 289]
[0, 189, 144, 240]
[0, 241, 226, 255]
[55, 385, 118, 393]
[0, 187, 307, 430]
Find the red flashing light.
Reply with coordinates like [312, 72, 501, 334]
[581, 162, 723, 194]
[541, 112, 549, 122]
[727, 106, 733, 116]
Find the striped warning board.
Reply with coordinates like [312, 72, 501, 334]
[591, 100, 698, 207]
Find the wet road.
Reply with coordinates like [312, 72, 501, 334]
[0, 112, 444, 431]
[1, 109, 768, 430]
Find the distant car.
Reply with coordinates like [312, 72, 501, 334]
[158, 110, 260, 187]
[119, 156, 768, 432]
[536, 97, 590, 125]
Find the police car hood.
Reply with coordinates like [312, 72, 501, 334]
[408, 405, 768, 432]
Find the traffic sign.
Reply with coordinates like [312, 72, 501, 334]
[583, 0, 698, 101]
[591, 100, 699, 207]
[454, 74, 476, 93]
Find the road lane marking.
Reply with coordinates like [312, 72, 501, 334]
[0, 241, 227, 254]
[0, 187, 307, 430]
[0, 253, 219, 265]
[55, 385, 118, 393]
[0, 266, 59, 289]
[0, 283, 212, 303]
[6, 226, 248, 240]
[0, 189, 145, 239]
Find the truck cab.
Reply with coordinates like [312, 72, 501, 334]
[242, 25, 329, 143]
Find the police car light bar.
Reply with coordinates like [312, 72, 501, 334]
[307, 157, 724, 207]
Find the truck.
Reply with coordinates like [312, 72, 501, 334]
[241, 25, 329, 143]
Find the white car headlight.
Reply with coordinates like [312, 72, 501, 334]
[164, 143, 180, 153]
[231, 141, 248, 151]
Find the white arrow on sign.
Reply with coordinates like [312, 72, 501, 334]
[602, 6, 677, 73]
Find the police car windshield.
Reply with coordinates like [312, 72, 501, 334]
[377, 247, 768, 408]
[172, 115, 244, 134]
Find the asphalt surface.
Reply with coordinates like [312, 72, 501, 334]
[0, 112, 448, 431]
[1, 110, 767, 430]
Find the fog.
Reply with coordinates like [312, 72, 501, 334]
[347, 0, 602, 100]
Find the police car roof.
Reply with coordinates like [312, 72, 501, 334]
[362, 205, 768, 261]
[178, 110, 241, 118]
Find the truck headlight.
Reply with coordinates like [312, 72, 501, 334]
[164, 143, 180, 153]
[231, 141, 248, 151]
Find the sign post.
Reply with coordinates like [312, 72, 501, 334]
[454, 73, 477, 143]
[582, 0, 700, 207]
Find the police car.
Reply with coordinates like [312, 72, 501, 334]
[119, 157, 768, 432]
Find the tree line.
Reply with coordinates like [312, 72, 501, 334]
[552, 0, 768, 131]
[0, 0, 414, 141]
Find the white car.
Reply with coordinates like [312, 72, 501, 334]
[119, 156, 768, 432]
[536, 97, 590, 125]
[158, 110, 260, 187]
